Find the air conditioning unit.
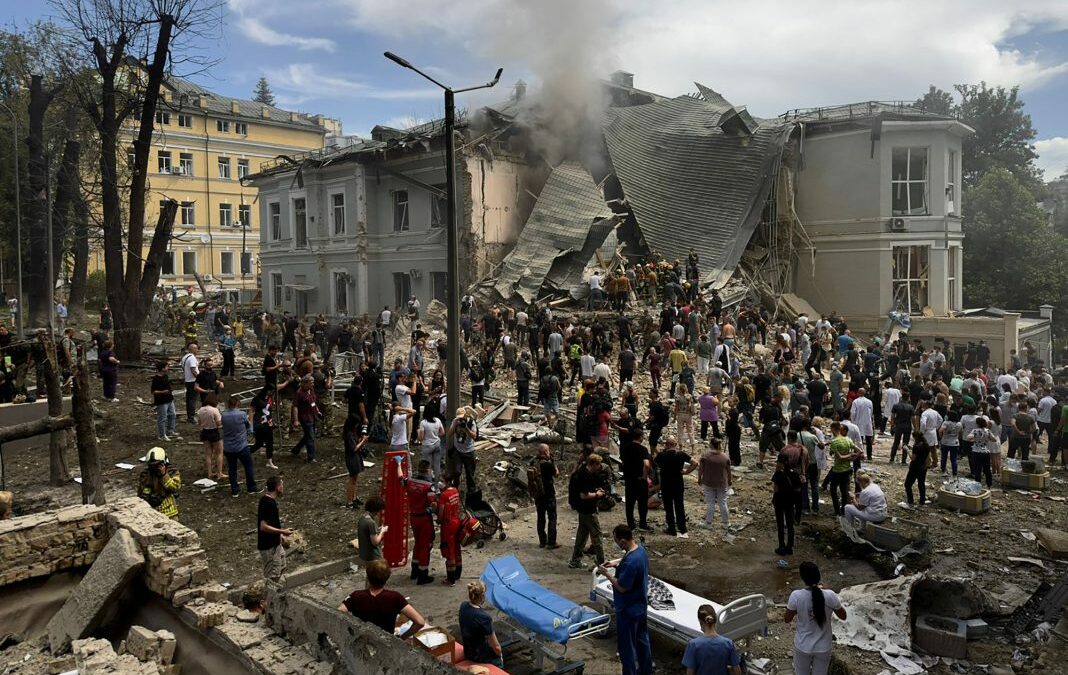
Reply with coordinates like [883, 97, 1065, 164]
[890, 217, 908, 232]
[409, 268, 423, 279]
[172, 167, 183, 175]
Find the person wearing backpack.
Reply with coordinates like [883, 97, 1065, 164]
[469, 361, 486, 407]
[529, 444, 560, 549]
[772, 452, 801, 555]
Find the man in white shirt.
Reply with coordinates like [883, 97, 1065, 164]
[588, 272, 602, 310]
[378, 306, 392, 327]
[547, 330, 564, 360]
[881, 382, 901, 435]
[593, 360, 612, 384]
[996, 370, 1019, 396]
[919, 401, 943, 446]
[182, 343, 200, 424]
[1037, 390, 1057, 444]
[580, 352, 596, 379]
[844, 473, 887, 525]
[849, 390, 875, 460]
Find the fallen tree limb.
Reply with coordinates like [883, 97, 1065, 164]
[0, 415, 75, 444]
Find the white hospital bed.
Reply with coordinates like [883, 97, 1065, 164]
[590, 568, 768, 646]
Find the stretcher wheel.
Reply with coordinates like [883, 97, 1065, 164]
[498, 531, 507, 541]
[476, 539, 486, 549]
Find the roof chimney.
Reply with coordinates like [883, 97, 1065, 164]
[609, 71, 634, 88]
[513, 80, 527, 101]
[290, 112, 299, 122]
[231, 101, 240, 114]
[197, 95, 208, 109]
[261, 106, 271, 119]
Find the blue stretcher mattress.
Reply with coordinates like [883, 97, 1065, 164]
[481, 555, 603, 645]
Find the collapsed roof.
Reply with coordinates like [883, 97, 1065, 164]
[482, 161, 619, 304]
[601, 84, 795, 286]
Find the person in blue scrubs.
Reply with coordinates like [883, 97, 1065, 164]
[597, 524, 653, 675]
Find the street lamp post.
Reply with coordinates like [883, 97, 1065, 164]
[384, 52, 502, 420]
[0, 101, 24, 338]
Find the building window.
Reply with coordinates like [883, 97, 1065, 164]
[431, 271, 447, 303]
[947, 150, 958, 215]
[948, 246, 959, 312]
[430, 184, 447, 228]
[891, 147, 929, 216]
[235, 122, 248, 135]
[177, 113, 192, 128]
[218, 157, 231, 179]
[270, 272, 283, 310]
[155, 110, 170, 125]
[161, 251, 175, 276]
[892, 245, 929, 315]
[268, 202, 281, 240]
[238, 204, 251, 227]
[157, 150, 172, 173]
[182, 251, 197, 277]
[331, 193, 346, 235]
[294, 198, 308, 248]
[393, 190, 409, 231]
[237, 158, 250, 179]
[180, 201, 195, 225]
[220, 251, 234, 276]
[127, 147, 136, 168]
[333, 272, 348, 315]
[241, 251, 252, 275]
[179, 152, 193, 176]
[219, 204, 233, 227]
[393, 272, 411, 309]
[216, 119, 230, 133]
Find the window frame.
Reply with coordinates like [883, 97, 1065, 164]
[946, 149, 958, 215]
[219, 203, 233, 228]
[216, 119, 230, 133]
[236, 158, 250, 179]
[947, 246, 959, 312]
[891, 245, 930, 315]
[238, 204, 251, 228]
[393, 189, 410, 232]
[155, 110, 170, 125]
[270, 272, 283, 310]
[430, 184, 447, 228]
[393, 272, 411, 309]
[891, 146, 929, 217]
[161, 251, 176, 276]
[157, 150, 172, 174]
[220, 250, 235, 276]
[293, 197, 308, 249]
[217, 156, 232, 179]
[179, 152, 194, 176]
[180, 201, 195, 226]
[177, 113, 193, 128]
[241, 251, 253, 276]
[330, 191, 346, 236]
[235, 122, 248, 135]
[268, 202, 281, 241]
[181, 250, 198, 277]
[332, 270, 349, 315]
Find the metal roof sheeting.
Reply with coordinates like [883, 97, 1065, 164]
[602, 87, 794, 286]
[490, 162, 617, 303]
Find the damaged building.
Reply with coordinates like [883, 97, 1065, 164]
[250, 71, 1049, 364]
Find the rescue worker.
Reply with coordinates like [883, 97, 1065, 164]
[405, 459, 438, 585]
[438, 485, 463, 586]
[182, 311, 199, 346]
[138, 447, 182, 519]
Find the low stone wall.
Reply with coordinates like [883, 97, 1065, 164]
[265, 582, 457, 675]
[0, 503, 108, 586]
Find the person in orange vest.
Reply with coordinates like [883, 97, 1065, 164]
[406, 459, 438, 585]
[438, 485, 463, 586]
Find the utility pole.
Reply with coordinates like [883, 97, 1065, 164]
[384, 52, 501, 420]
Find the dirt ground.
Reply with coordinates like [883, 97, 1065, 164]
[4, 320, 1068, 674]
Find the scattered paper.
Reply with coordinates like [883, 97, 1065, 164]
[1007, 557, 1047, 570]
[193, 478, 218, 488]
[1021, 531, 1037, 542]
[73, 477, 82, 484]
[362, 460, 374, 468]
[115, 463, 135, 470]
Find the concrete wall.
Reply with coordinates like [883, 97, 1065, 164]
[265, 583, 456, 675]
[793, 122, 967, 318]
[0, 504, 108, 586]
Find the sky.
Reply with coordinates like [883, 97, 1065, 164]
[4, 0, 1068, 180]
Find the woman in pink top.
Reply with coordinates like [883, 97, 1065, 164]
[698, 388, 721, 441]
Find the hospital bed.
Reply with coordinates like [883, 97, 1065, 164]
[590, 566, 769, 647]
[481, 555, 611, 674]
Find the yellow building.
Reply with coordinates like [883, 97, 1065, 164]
[91, 77, 331, 292]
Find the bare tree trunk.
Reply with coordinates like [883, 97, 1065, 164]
[38, 332, 70, 485]
[72, 345, 104, 505]
[50, 140, 79, 307]
[25, 74, 57, 329]
[68, 196, 89, 322]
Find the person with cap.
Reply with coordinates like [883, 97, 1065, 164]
[138, 447, 182, 519]
[222, 394, 258, 497]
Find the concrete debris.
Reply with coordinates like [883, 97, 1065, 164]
[833, 574, 922, 664]
[1036, 528, 1068, 558]
[123, 626, 177, 666]
[72, 637, 161, 675]
[47, 528, 145, 653]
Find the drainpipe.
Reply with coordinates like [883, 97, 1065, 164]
[204, 110, 215, 283]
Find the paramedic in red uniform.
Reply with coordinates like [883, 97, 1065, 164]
[406, 459, 437, 585]
[438, 485, 463, 586]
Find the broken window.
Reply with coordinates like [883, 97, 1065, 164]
[270, 272, 283, 309]
[269, 202, 281, 240]
[332, 193, 346, 235]
[393, 190, 409, 232]
[891, 147, 928, 216]
[294, 198, 308, 248]
[431, 271, 447, 302]
[892, 245, 929, 315]
[430, 184, 447, 228]
[157, 150, 172, 173]
[161, 251, 175, 276]
[393, 272, 411, 308]
[947, 150, 958, 215]
[334, 272, 348, 315]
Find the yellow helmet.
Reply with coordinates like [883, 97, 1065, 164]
[146, 447, 168, 464]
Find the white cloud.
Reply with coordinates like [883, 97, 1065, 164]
[227, 0, 336, 52]
[1036, 137, 1068, 181]
[338, 0, 1068, 116]
[267, 63, 444, 102]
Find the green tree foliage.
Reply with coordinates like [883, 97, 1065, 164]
[914, 85, 955, 116]
[253, 77, 275, 106]
[963, 168, 1068, 312]
[956, 83, 1040, 192]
